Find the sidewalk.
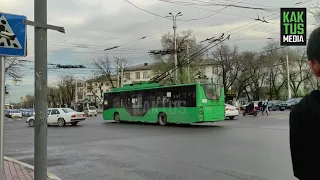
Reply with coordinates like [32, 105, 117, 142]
[4, 157, 60, 180]
[4, 160, 45, 180]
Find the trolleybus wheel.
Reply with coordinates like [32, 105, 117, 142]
[158, 113, 168, 126]
[114, 112, 120, 123]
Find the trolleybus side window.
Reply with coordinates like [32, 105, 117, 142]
[113, 94, 120, 108]
[132, 93, 143, 116]
[103, 93, 112, 110]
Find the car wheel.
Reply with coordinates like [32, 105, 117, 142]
[158, 113, 168, 126]
[114, 112, 120, 123]
[95, 114, 97, 117]
[229, 116, 235, 120]
[28, 119, 35, 127]
[71, 122, 78, 126]
[57, 118, 66, 127]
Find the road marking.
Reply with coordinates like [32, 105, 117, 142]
[258, 115, 287, 118]
[277, 117, 289, 119]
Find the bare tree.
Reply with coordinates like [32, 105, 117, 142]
[151, 30, 203, 84]
[212, 43, 240, 95]
[22, 94, 34, 108]
[5, 57, 27, 81]
[86, 80, 102, 105]
[233, 52, 256, 99]
[56, 75, 76, 107]
[281, 48, 311, 97]
[48, 87, 60, 108]
[242, 52, 269, 100]
[92, 56, 128, 88]
[261, 42, 286, 99]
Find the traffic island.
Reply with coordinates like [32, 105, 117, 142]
[4, 156, 61, 180]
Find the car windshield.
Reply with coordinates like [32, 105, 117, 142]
[62, 108, 75, 113]
[89, 106, 96, 110]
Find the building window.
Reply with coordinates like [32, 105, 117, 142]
[79, 87, 83, 92]
[135, 72, 140, 79]
[143, 72, 148, 79]
[214, 68, 218, 74]
[125, 73, 130, 79]
[78, 95, 83, 100]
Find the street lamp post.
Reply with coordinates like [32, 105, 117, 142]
[167, 12, 183, 84]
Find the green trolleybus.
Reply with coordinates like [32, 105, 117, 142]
[102, 82, 225, 125]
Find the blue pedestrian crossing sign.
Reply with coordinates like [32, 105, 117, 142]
[0, 13, 27, 57]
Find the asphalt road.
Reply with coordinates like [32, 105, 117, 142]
[4, 111, 293, 180]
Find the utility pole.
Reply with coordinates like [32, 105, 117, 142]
[186, 43, 190, 83]
[167, 12, 183, 84]
[75, 78, 78, 110]
[286, 53, 292, 99]
[34, 0, 48, 179]
[0, 56, 5, 180]
[120, 61, 124, 87]
[116, 60, 120, 88]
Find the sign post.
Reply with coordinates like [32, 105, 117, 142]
[0, 56, 5, 180]
[1, 10, 64, 180]
[0, 12, 27, 180]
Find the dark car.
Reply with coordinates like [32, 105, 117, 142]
[268, 100, 284, 111]
[279, 98, 302, 111]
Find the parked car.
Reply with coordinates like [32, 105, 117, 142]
[279, 98, 302, 111]
[26, 108, 86, 127]
[268, 100, 284, 111]
[7, 110, 23, 118]
[225, 104, 239, 120]
[84, 106, 98, 117]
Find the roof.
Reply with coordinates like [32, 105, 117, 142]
[86, 75, 118, 83]
[109, 82, 199, 93]
[125, 62, 155, 71]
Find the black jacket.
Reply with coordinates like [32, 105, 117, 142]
[289, 90, 320, 179]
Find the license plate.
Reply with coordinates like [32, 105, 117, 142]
[77, 115, 83, 117]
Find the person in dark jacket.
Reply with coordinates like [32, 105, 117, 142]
[289, 27, 320, 179]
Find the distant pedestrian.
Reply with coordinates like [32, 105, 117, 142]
[262, 99, 269, 116]
[258, 100, 263, 113]
[289, 27, 320, 180]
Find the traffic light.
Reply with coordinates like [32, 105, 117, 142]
[5, 86, 8, 94]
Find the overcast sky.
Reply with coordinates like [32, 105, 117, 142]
[1, 0, 318, 103]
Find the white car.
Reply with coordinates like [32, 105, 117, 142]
[84, 106, 97, 117]
[225, 104, 239, 120]
[8, 110, 23, 118]
[26, 108, 86, 127]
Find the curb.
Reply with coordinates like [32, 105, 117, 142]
[4, 156, 62, 180]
